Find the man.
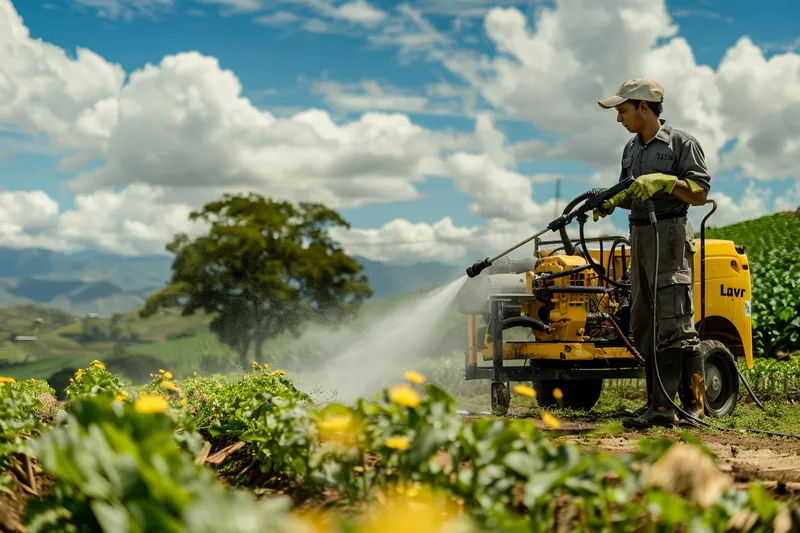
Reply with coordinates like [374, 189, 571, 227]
[594, 78, 710, 428]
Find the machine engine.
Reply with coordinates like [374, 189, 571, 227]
[455, 245, 632, 347]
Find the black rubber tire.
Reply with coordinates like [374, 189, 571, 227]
[532, 378, 604, 410]
[687, 339, 739, 418]
[490, 381, 510, 416]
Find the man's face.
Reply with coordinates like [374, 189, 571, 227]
[614, 102, 643, 133]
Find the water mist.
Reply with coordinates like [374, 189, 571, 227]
[310, 275, 469, 404]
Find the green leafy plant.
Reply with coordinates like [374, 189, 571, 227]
[8, 365, 800, 532]
[23, 397, 307, 533]
[0, 377, 56, 495]
[63, 360, 127, 403]
[705, 211, 800, 357]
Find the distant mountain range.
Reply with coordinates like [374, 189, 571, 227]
[0, 247, 464, 315]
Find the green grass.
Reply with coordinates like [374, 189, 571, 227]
[131, 332, 239, 368]
[37, 330, 90, 351]
[0, 340, 28, 363]
[0, 354, 96, 381]
[0, 304, 75, 337]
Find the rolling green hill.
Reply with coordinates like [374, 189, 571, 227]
[0, 247, 463, 314]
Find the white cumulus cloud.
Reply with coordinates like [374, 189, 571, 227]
[0, 0, 797, 264]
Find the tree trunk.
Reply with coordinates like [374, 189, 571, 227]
[254, 339, 264, 364]
[239, 338, 251, 370]
[253, 317, 270, 366]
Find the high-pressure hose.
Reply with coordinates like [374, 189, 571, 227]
[559, 188, 604, 256]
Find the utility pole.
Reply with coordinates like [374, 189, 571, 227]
[553, 177, 561, 218]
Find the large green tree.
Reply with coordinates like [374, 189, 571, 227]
[139, 193, 373, 367]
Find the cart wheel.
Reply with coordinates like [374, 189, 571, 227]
[490, 381, 510, 416]
[532, 379, 603, 410]
[679, 339, 739, 418]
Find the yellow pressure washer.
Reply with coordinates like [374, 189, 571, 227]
[458, 178, 794, 437]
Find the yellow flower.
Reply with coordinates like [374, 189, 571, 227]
[552, 388, 563, 400]
[388, 384, 420, 408]
[163, 371, 173, 380]
[393, 480, 422, 497]
[513, 384, 536, 397]
[161, 381, 178, 392]
[91, 360, 105, 370]
[118, 390, 129, 399]
[385, 436, 411, 450]
[180, 399, 187, 406]
[193, 372, 197, 377]
[150, 373, 154, 377]
[318, 415, 352, 433]
[252, 361, 259, 368]
[403, 370, 426, 384]
[541, 412, 560, 429]
[263, 363, 269, 370]
[296, 510, 333, 533]
[159, 369, 165, 374]
[134, 394, 168, 414]
[29, 378, 38, 382]
[69, 378, 74, 384]
[0, 376, 16, 384]
[269, 369, 286, 377]
[357, 488, 460, 533]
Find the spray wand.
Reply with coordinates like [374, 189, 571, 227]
[466, 177, 635, 278]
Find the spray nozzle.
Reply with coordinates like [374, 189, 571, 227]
[466, 258, 491, 278]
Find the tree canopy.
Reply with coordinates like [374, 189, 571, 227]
[139, 193, 373, 366]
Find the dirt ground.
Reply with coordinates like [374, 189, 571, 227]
[540, 419, 800, 501]
[0, 468, 54, 533]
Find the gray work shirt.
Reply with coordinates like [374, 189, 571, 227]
[618, 119, 711, 223]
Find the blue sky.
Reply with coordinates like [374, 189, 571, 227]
[1, 0, 799, 261]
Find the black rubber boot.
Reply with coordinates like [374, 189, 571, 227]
[620, 355, 653, 418]
[678, 349, 705, 425]
[623, 350, 682, 429]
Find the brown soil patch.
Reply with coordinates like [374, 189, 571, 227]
[0, 466, 54, 533]
[562, 429, 800, 501]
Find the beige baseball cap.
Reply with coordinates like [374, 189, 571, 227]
[598, 78, 664, 109]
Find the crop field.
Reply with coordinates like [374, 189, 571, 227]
[0, 210, 799, 531]
[703, 211, 800, 358]
[4, 358, 800, 532]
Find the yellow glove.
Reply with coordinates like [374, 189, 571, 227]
[593, 202, 614, 222]
[629, 173, 678, 201]
[593, 187, 632, 221]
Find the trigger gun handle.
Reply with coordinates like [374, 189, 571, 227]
[579, 177, 636, 213]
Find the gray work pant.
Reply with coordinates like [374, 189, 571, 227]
[629, 217, 700, 363]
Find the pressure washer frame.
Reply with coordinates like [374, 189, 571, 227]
[462, 199, 723, 402]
